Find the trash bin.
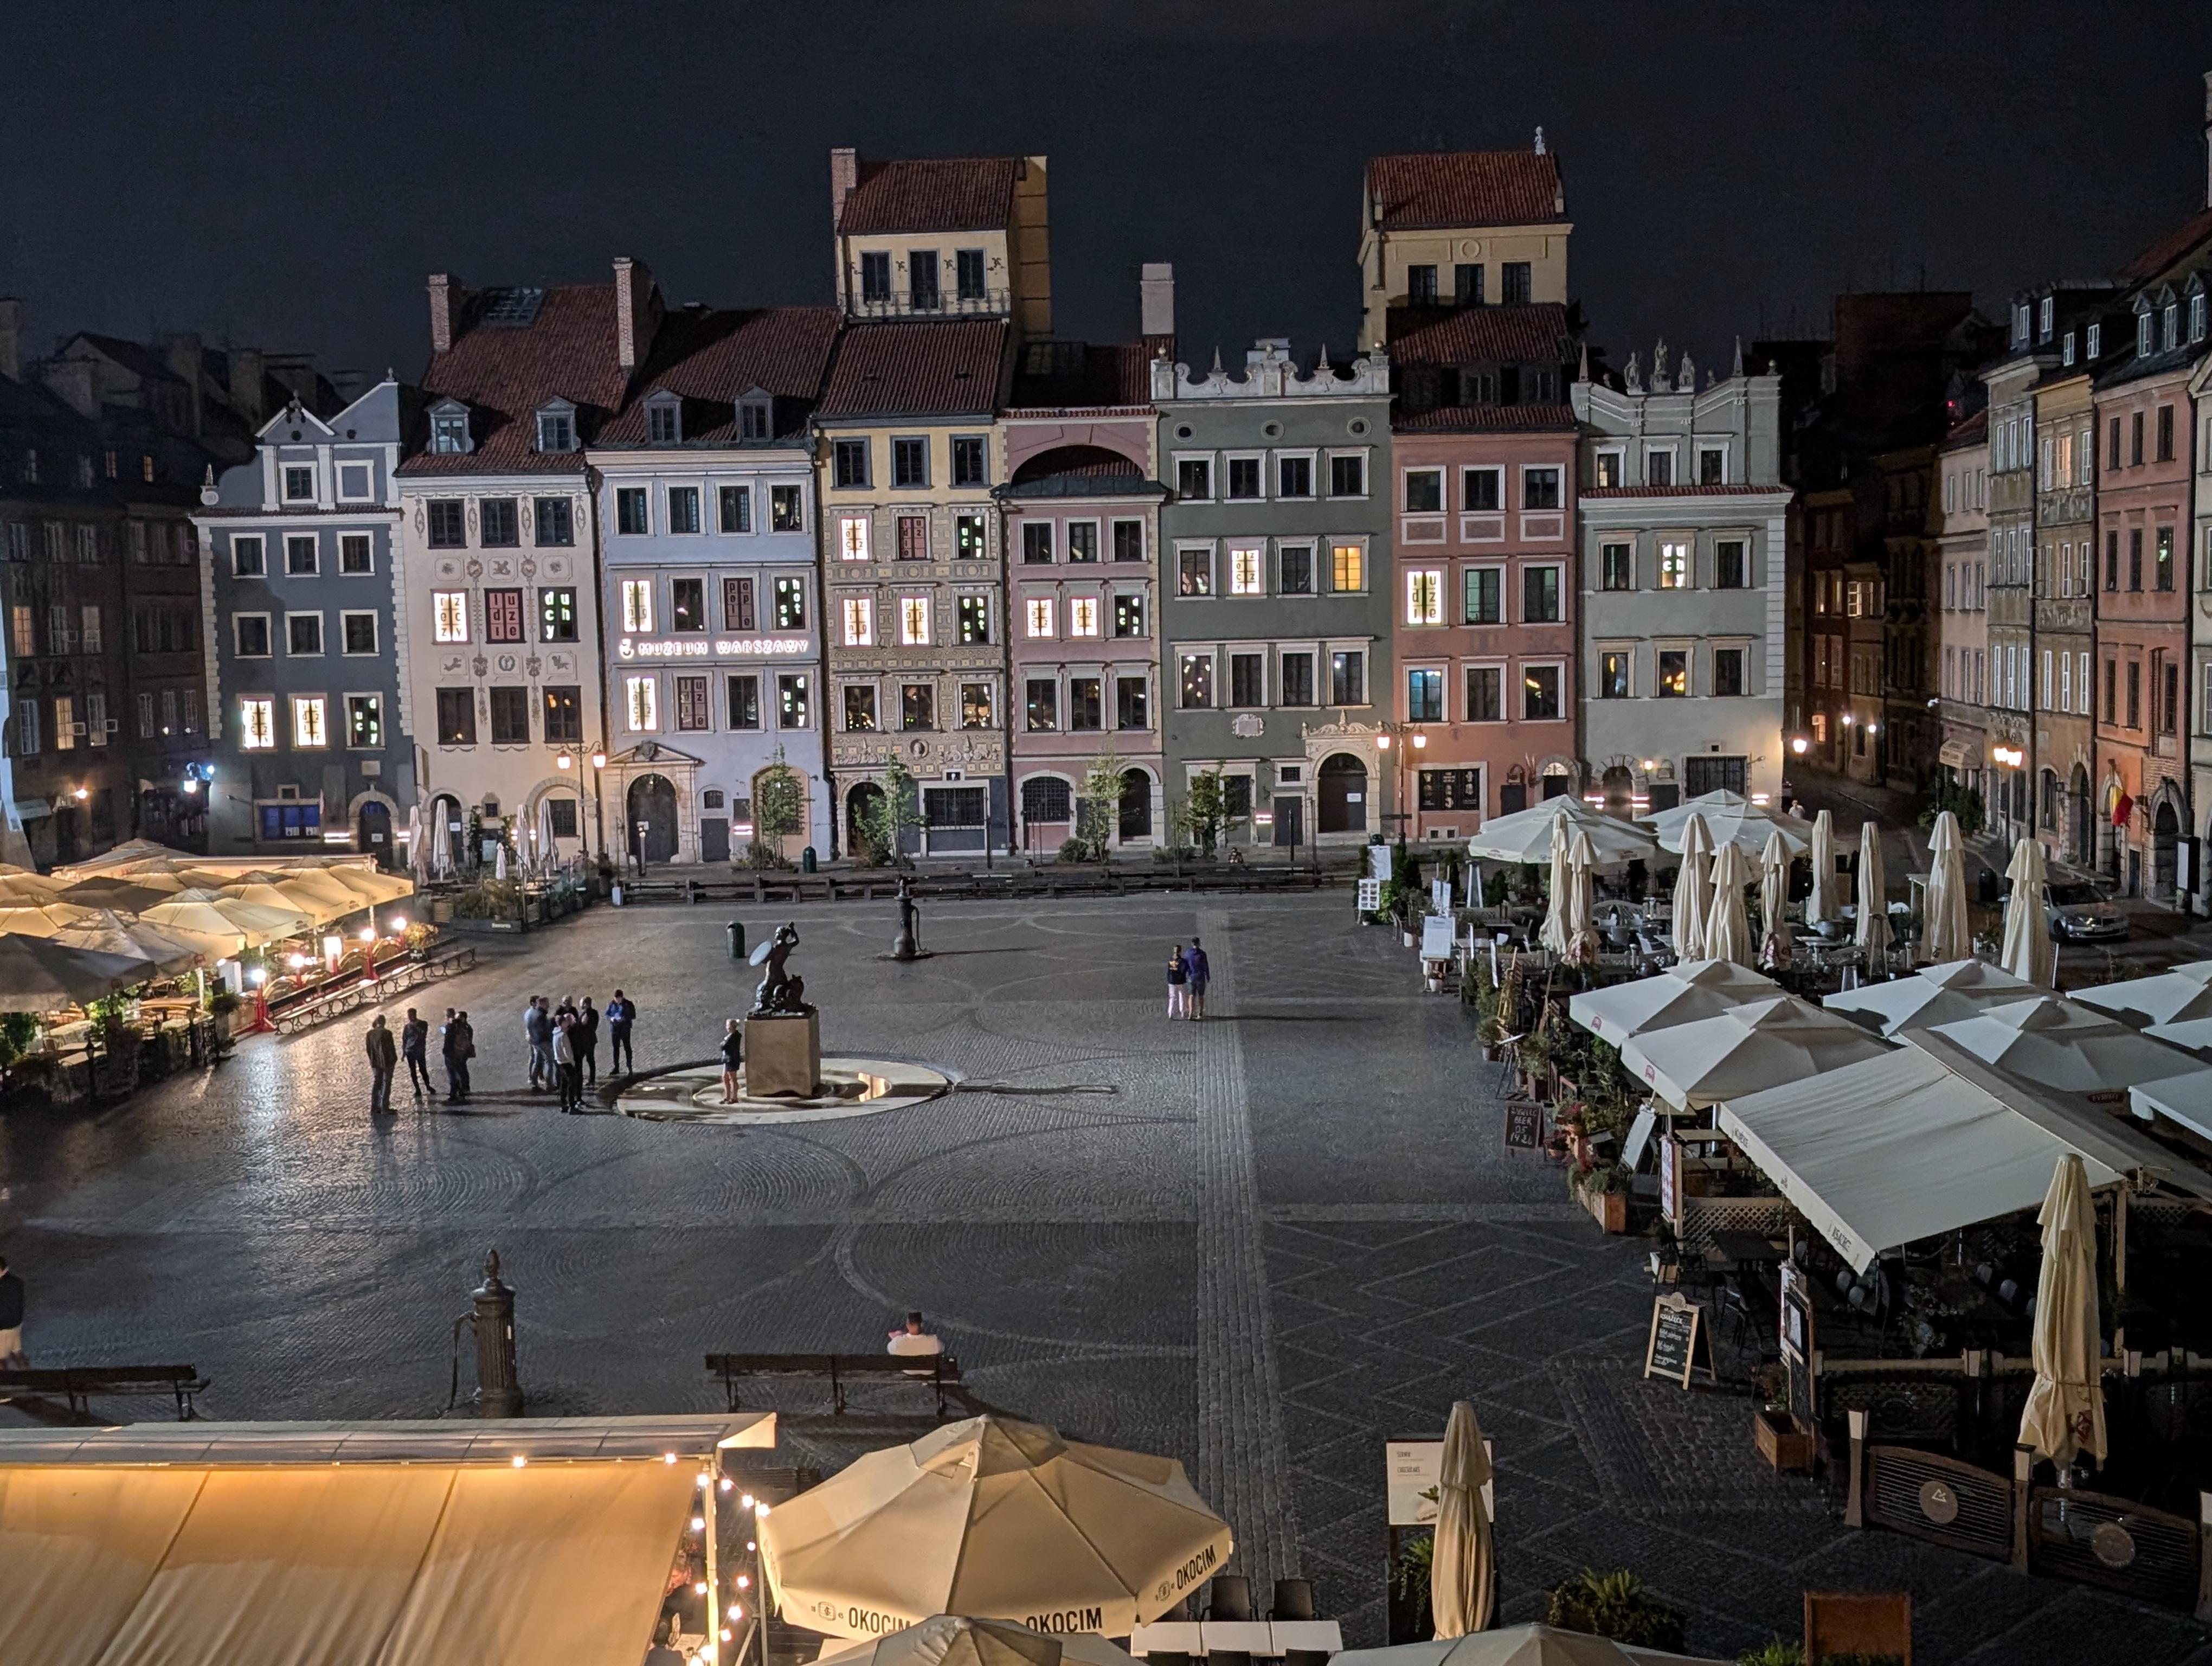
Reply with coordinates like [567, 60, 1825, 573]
[801, 845, 818, 874]
[610, 882, 625, 907]
[1978, 869, 1999, 905]
[726, 921, 747, 960]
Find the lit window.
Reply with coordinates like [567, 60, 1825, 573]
[1026, 597, 1056, 638]
[838, 515, 871, 561]
[1658, 541, 1690, 588]
[899, 595, 931, 645]
[240, 696, 275, 749]
[621, 579, 654, 633]
[1330, 543, 1364, 592]
[626, 675, 658, 732]
[843, 597, 874, 646]
[432, 591, 469, 643]
[1069, 597, 1099, 638]
[1406, 570, 1443, 626]
[291, 695, 328, 747]
[1657, 650, 1688, 697]
[1229, 545, 1263, 595]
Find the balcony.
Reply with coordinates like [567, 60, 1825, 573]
[846, 288, 1011, 321]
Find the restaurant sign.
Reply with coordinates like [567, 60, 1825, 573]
[617, 635, 812, 660]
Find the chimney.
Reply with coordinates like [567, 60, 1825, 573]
[830, 147, 859, 233]
[613, 256, 663, 371]
[427, 273, 460, 355]
[229, 348, 267, 428]
[1140, 262, 1175, 355]
[0, 298, 19, 381]
[164, 332, 203, 435]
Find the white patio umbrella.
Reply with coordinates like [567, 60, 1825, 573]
[1540, 824, 1599, 963]
[1617, 994, 1894, 1111]
[1334, 1626, 1730, 1666]
[2001, 837, 2055, 987]
[1928, 995, 2197, 1107]
[1758, 828, 1794, 969]
[757, 1415, 1232, 1641]
[1808, 808, 1841, 925]
[816, 1617, 1139, 1666]
[1670, 813, 1713, 962]
[404, 803, 427, 880]
[1464, 796, 1656, 867]
[2074, 961, 2212, 1029]
[494, 841, 509, 881]
[1430, 1399, 1494, 1638]
[1923, 810, 1971, 965]
[1823, 958, 2035, 1036]
[1703, 842, 1754, 967]
[1568, 958, 1779, 1043]
[1855, 821, 1890, 972]
[0, 900, 98, 939]
[2017, 1154, 2107, 1471]
[1650, 791, 1812, 861]
[49, 908, 205, 976]
[1538, 817, 1574, 957]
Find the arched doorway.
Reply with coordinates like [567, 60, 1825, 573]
[2153, 798, 2180, 902]
[846, 782, 884, 860]
[626, 773, 678, 865]
[1317, 753, 1368, 835]
[2069, 765, 2092, 868]
[1600, 765, 1634, 816]
[356, 800, 393, 866]
[1118, 770, 1153, 841]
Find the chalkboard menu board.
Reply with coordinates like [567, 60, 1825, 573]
[1503, 1100, 1544, 1153]
[1642, 1292, 1711, 1389]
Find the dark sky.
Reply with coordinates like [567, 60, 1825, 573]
[6, 2, 2211, 388]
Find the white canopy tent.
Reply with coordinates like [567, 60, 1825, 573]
[1567, 959, 1779, 1045]
[1464, 797, 1656, 867]
[1927, 996, 2202, 1110]
[2129, 1070, 2212, 1142]
[1617, 994, 1894, 1112]
[1822, 958, 2036, 1037]
[1647, 791, 1813, 860]
[2073, 962, 2212, 1030]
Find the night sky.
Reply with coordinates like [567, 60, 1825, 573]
[6, 3, 2211, 388]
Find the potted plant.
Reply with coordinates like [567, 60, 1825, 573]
[1545, 1569, 1687, 1653]
[1568, 1157, 1631, 1233]
[1749, 1366, 1815, 1472]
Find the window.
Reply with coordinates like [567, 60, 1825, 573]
[621, 579, 654, 633]
[1177, 457, 1212, 498]
[2131, 411, 2144, 466]
[286, 534, 318, 575]
[235, 614, 272, 657]
[2156, 527, 2175, 591]
[844, 685, 879, 732]
[1659, 540, 1690, 588]
[74, 523, 97, 563]
[956, 248, 987, 302]
[474, 497, 517, 546]
[282, 464, 315, 502]
[1113, 593, 1146, 638]
[843, 596, 875, 646]
[542, 686, 582, 743]
[1449, 566, 1497, 626]
[674, 674, 710, 732]
[1179, 655, 1214, 709]
[1500, 261, 1531, 303]
[286, 612, 323, 656]
[1522, 664, 1561, 720]
[909, 249, 940, 309]
[337, 533, 372, 575]
[7, 605, 29, 658]
[1521, 466, 1561, 510]
[1113, 519, 1145, 562]
[1066, 522, 1098, 564]
[896, 514, 929, 561]
[899, 594, 930, 645]
[1406, 264, 1438, 305]
[951, 435, 987, 487]
[2127, 661, 2142, 729]
[1647, 450, 1673, 488]
[1599, 650, 1630, 699]
[615, 487, 650, 535]
[1657, 650, 1688, 697]
[1454, 263, 1483, 305]
[779, 674, 812, 729]
[727, 675, 760, 730]
[1463, 467, 1502, 511]
[1179, 548, 1213, 597]
[1330, 543, 1365, 592]
[1109, 676, 1147, 733]
[1280, 652, 1315, 707]
[342, 611, 378, 655]
[535, 497, 574, 546]
[48, 693, 71, 751]
[1277, 456, 1312, 498]
[955, 514, 986, 559]
[1406, 668, 1443, 722]
[834, 438, 870, 489]
[1601, 542, 1632, 591]
[892, 436, 929, 489]
[1278, 544, 1313, 595]
[1230, 544, 1264, 595]
[427, 500, 466, 547]
[1715, 540, 1746, 589]
[488, 685, 530, 744]
[1406, 569, 1443, 625]
[1227, 457, 1262, 499]
[435, 687, 475, 746]
[240, 696, 275, 749]
[183, 689, 199, 733]
[773, 576, 805, 630]
[1713, 647, 1745, 696]
[1069, 596, 1100, 638]
[79, 604, 101, 651]
[1329, 650, 1364, 705]
[1328, 453, 1366, 497]
[1404, 469, 1443, 512]
[625, 675, 659, 732]
[1466, 666, 1502, 722]
[485, 588, 524, 643]
[665, 486, 700, 535]
[1699, 448, 1726, 485]
[1522, 565, 1560, 623]
[902, 682, 936, 731]
[2130, 528, 2144, 591]
[647, 400, 681, 446]
[1024, 776, 1072, 824]
[666, 577, 705, 632]
[539, 587, 577, 641]
[860, 251, 890, 301]
[2106, 530, 2119, 590]
[769, 484, 803, 532]
[960, 683, 993, 728]
[430, 408, 468, 453]
[1230, 653, 1265, 707]
[1023, 522, 1054, 564]
[837, 514, 871, 562]
[536, 408, 574, 453]
[1026, 679, 1058, 731]
[1026, 597, 1056, 638]
[957, 594, 991, 644]
[2156, 404, 2175, 463]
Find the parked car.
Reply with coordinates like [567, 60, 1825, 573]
[2046, 879, 2127, 943]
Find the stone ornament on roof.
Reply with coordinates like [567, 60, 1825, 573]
[1623, 351, 1642, 393]
[1151, 338, 1390, 401]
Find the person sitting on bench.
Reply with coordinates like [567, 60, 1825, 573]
[886, 1311, 942, 1358]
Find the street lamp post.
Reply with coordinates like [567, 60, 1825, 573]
[1373, 724, 1429, 849]
[590, 749, 608, 865]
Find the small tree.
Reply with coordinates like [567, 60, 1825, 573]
[859, 757, 924, 867]
[1073, 746, 1127, 862]
[750, 746, 806, 868]
[1179, 768, 1232, 857]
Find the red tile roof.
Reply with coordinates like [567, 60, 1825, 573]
[1388, 303, 1574, 365]
[819, 321, 1008, 421]
[1392, 403, 1578, 434]
[599, 306, 840, 445]
[1006, 341, 1156, 411]
[1366, 150, 1564, 231]
[402, 283, 625, 475]
[839, 157, 1020, 235]
[2120, 207, 2212, 284]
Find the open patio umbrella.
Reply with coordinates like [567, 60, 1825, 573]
[1335, 1627, 1729, 1666]
[2073, 961, 2212, 1029]
[1758, 828, 1793, 969]
[139, 895, 306, 954]
[1650, 791, 1812, 861]
[1808, 808, 1841, 925]
[1922, 810, 1971, 965]
[216, 882, 333, 930]
[1464, 796, 1656, 867]
[1618, 994, 1895, 1111]
[2017, 1153, 2107, 1472]
[1823, 958, 2035, 1036]
[2001, 837, 2055, 987]
[0, 936, 155, 1010]
[0, 900, 98, 938]
[1430, 1400, 1494, 1638]
[816, 1617, 1138, 1666]
[311, 863, 415, 906]
[1670, 813, 1713, 963]
[1568, 958, 1779, 1043]
[1928, 995, 2196, 1108]
[1703, 842, 1754, 967]
[49, 908, 205, 976]
[0, 872, 64, 904]
[59, 875, 185, 913]
[1855, 821, 1890, 972]
[239, 866, 365, 912]
[758, 1414, 1232, 1641]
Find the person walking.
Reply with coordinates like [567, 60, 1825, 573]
[524, 996, 555, 1091]
[449, 1009, 475, 1103]
[400, 1008, 433, 1101]
[718, 1018, 743, 1103]
[440, 1007, 464, 1103]
[1166, 944, 1188, 1020]
[577, 995, 601, 1086]
[0, 1254, 26, 1368]
[553, 1013, 582, 1112]
[1184, 936, 1211, 1021]
[364, 1015, 398, 1113]
[606, 989, 636, 1075]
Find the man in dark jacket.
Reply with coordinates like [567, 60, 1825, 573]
[400, 1008, 433, 1100]
[0, 1253, 25, 1368]
[606, 990, 636, 1075]
[364, 1015, 398, 1113]
[577, 995, 601, 1086]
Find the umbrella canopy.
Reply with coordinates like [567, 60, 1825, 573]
[2017, 1154, 2107, 1470]
[1703, 842, 1754, 967]
[49, 909, 205, 976]
[816, 1618, 1137, 1666]
[2073, 961, 2212, 1029]
[46, 837, 196, 881]
[2001, 838, 2055, 987]
[311, 864, 416, 906]
[1923, 810, 1971, 965]
[1619, 994, 1895, 1111]
[0, 872, 64, 904]
[1855, 822, 1890, 967]
[758, 1415, 1232, 1641]
[1650, 791, 1812, 860]
[0, 900, 98, 939]
[139, 896, 305, 954]
[1334, 1627, 1728, 1666]
[1823, 959, 2036, 1036]
[1808, 808, 1841, 924]
[1568, 959, 1780, 1043]
[1669, 814, 1713, 962]
[1928, 996, 2198, 1107]
[235, 867, 365, 915]
[0, 935, 155, 1010]
[1464, 796, 1656, 867]
[1430, 1400, 1494, 1638]
[1758, 828, 1793, 970]
[58, 877, 185, 915]
[213, 883, 325, 931]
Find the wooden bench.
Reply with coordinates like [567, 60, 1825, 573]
[705, 1351, 968, 1419]
[0, 1363, 208, 1421]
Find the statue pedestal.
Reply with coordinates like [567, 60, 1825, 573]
[745, 1011, 821, 1098]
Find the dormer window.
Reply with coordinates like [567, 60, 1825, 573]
[2061, 331, 2075, 367]
[2012, 303, 2030, 345]
[740, 396, 772, 443]
[2163, 303, 2180, 351]
[429, 401, 471, 454]
[2037, 296, 2053, 341]
[2087, 322, 2102, 357]
[2192, 291, 2207, 343]
[535, 400, 576, 454]
[2136, 302, 2153, 358]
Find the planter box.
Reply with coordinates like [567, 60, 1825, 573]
[1580, 1186, 1628, 1234]
[1754, 1407, 1815, 1472]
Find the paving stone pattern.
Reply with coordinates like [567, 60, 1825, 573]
[0, 894, 2204, 1664]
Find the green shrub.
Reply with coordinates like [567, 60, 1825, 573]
[1738, 1641, 1804, 1666]
[0, 1009, 40, 1066]
[1545, 1569, 1687, 1652]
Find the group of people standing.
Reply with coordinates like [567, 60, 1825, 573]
[363, 1007, 471, 1111]
[1165, 937, 1211, 1020]
[361, 990, 636, 1114]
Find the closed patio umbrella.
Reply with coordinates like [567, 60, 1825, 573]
[1430, 1399, 1494, 1638]
[1758, 828, 1793, 969]
[405, 803, 428, 880]
[2001, 837, 2056, 987]
[1703, 842, 1754, 967]
[0, 936, 155, 1010]
[1855, 821, 1890, 972]
[1670, 813, 1713, 963]
[816, 1616, 1139, 1666]
[1922, 810, 1971, 965]
[2017, 1153, 2107, 1471]
[1539, 818, 1574, 958]
[1561, 828, 1599, 964]
[1809, 808, 1841, 925]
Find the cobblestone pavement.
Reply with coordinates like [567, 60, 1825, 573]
[0, 894, 2205, 1664]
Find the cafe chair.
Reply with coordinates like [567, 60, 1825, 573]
[1206, 1575, 1255, 1622]
[1270, 1579, 1315, 1621]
